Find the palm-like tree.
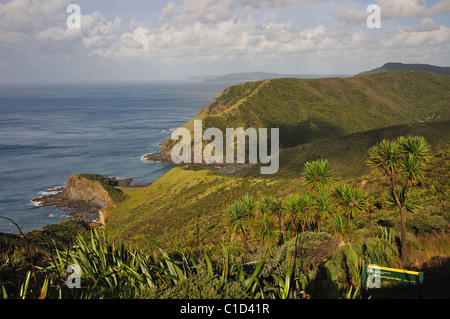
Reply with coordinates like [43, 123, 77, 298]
[240, 193, 257, 218]
[303, 159, 332, 191]
[314, 189, 335, 234]
[298, 193, 315, 232]
[334, 183, 367, 240]
[254, 213, 279, 247]
[266, 197, 285, 243]
[368, 135, 430, 259]
[285, 193, 315, 236]
[285, 195, 301, 237]
[227, 201, 250, 249]
[333, 213, 362, 242]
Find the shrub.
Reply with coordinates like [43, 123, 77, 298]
[291, 232, 339, 281]
[323, 243, 363, 287]
[363, 238, 398, 267]
[152, 269, 250, 299]
[408, 213, 447, 235]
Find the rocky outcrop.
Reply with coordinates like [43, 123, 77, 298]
[33, 174, 127, 220]
[62, 175, 116, 208]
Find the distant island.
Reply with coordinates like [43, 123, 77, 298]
[188, 63, 450, 82]
[187, 71, 353, 82]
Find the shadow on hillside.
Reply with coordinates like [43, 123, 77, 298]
[304, 266, 342, 299]
[269, 120, 450, 179]
[278, 119, 346, 148]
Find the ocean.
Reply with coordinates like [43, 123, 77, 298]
[0, 81, 229, 233]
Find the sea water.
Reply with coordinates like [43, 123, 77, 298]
[0, 81, 228, 233]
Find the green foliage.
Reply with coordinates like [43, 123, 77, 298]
[1, 120, 448, 300]
[270, 120, 450, 179]
[408, 213, 448, 235]
[362, 238, 398, 267]
[334, 183, 367, 219]
[368, 136, 430, 184]
[152, 269, 250, 299]
[303, 159, 332, 191]
[368, 135, 432, 259]
[253, 213, 278, 245]
[323, 243, 362, 288]
[386, 187, 421, 213]
[227, 201, 249, 235]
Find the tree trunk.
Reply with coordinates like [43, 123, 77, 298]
[347, 213, 351, 241]
[241, 228, 250, 250]
[400, 206, 408, 260]
[278, 217, 284, 243]
[330, 216, 337, 238]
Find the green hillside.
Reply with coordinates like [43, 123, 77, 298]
[106, 120, 449, 249]
[162, 71, 450, 153]
[112, 72, 450, 248]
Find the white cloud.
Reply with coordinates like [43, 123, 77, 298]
[382, 19, 450, 48]
[0, 0, 125, 60]
[160, 0, 232, 26]
[379, 0, 450, 19]
[413, 17, 440, 31]
[227, 0, 329, 8]
[36, 26, 80, 41]
[0, 0, 70, 32]
[334, 0, 450, 25]
[332, 1, 367, 25]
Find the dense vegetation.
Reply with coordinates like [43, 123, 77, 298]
[1, 140, 448, 299]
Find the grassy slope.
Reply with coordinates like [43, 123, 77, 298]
[105, 167, 306, 249]
[106, 121, 449, 249]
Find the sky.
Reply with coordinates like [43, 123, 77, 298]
[0, 0, 449, 82]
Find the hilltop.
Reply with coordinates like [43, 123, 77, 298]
[357, 62, 450, 76]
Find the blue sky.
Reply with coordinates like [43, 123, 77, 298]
[0, 0, 449, 82]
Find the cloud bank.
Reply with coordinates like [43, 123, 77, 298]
[0, 0, 449, 81]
